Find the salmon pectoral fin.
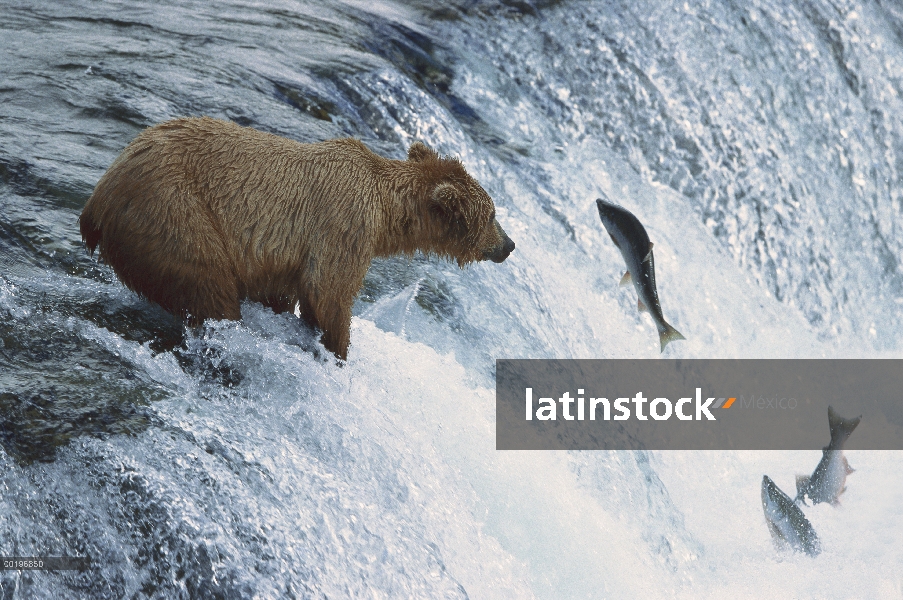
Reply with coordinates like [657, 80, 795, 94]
[843, 456, 855, 474]
[619, 271, 632, 287]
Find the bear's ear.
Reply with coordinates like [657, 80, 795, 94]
[431, 182, 466, 223]
[408, 141, 439, 162]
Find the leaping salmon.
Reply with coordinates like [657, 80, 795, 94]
[761, 475, 821, 556]
[795, 406, 861, 506]
[595, 197, 685, 351]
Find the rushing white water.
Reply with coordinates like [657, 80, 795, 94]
[1, 0, 901, 597]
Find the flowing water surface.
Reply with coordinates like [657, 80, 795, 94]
[1, 0, 902, 597]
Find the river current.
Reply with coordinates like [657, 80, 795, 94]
[1, 0, 901, 597]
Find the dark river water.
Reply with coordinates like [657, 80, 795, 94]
[1, 0, 902, 598]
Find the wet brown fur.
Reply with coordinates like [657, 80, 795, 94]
[79, 117, 510, 359]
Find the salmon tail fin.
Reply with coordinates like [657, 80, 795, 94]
[828, 406, 861, 446]
[658, 322, 686, 352]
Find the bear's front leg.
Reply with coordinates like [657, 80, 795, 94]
[318, 305, 352, 361]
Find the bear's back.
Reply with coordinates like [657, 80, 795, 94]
[126, 118, 385, 271]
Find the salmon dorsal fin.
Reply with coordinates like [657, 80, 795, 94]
[643, 242, 654, 263]
[619, 271, 632, 287]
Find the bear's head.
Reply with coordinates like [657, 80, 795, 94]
[408, 142, 515, 267]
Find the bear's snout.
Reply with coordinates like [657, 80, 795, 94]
[484, 219, 515, 263]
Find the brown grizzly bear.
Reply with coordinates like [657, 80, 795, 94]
[79, 117, 514, 360]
